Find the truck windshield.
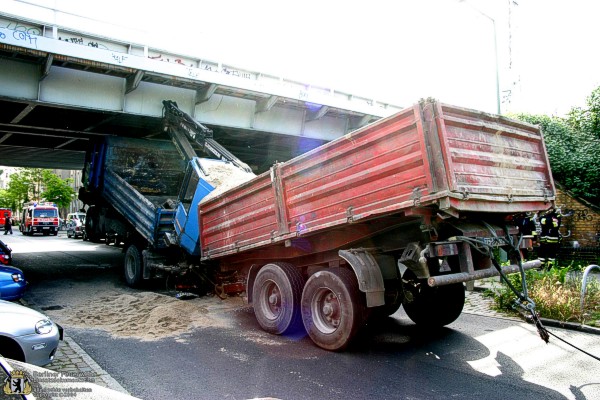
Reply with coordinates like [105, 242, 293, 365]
[33, 209, 58, 218]
[181, 171, 200, 213]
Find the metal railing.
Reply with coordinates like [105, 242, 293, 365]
[580, 264, 600, 312]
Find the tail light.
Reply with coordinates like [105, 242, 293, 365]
[11, 272, 23, 282]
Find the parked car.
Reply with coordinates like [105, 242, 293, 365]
[66, 218, 85, 239]
[0, 265, 26, 301]
[66, 212, 86, 225]
[0, 238, 12, 265]
[0, 300, 62, 366]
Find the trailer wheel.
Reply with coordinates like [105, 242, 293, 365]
[85, 206, 102, 243]
[301, 268, 364, 351]
[124, 245, 143, 288]
[253, 263, 304, 335]
[401, 269, 465, 328]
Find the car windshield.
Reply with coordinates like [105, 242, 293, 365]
[33, 209, 58, 218]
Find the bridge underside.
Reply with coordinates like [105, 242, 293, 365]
[0, 94, 327, 172]
[0, 60, 329, 173]
[0, 14, 399, 172]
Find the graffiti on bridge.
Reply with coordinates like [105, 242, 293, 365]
[3, 21, 41, 36]
[58, 36, 110, 50]
[149, 54, 192, 66]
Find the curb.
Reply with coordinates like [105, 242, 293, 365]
[63, 336, 130, 394]
[18, 298, 131, 395]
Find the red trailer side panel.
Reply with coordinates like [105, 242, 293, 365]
[199, 100, 555, 259]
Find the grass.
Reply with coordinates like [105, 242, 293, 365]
[484, 264, 600, 328]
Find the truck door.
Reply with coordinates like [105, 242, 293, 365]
[174, 159, 214, 256]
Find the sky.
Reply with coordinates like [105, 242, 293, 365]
[5, 0, 600, 116]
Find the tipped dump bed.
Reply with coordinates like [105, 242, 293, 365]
[86, 137, 186, 246]
[199, 100, 555, 260]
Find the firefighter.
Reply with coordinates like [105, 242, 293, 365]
[538, 209, 562, 269]
[3, 213, 12, 235]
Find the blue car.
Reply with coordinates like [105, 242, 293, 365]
[0, 239, 26, 301]
[0, 265, 26, 301]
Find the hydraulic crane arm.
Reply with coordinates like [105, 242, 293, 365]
[162, 100, 253, 173]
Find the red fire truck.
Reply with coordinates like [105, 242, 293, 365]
[20, 202, 59, 236]
[0, 208, 11, 227]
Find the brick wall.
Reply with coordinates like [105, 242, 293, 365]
[555, 187, 600, 247]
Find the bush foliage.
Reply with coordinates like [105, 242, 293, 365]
[510, 86, 600, 205]
[485, 267, 600, 327]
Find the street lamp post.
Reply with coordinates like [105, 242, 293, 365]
[459, 1, 501, 115]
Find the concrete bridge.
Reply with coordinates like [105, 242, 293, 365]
[0, 5, 402, 172]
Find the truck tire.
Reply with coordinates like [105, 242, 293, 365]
[301, 268, 364, 351]
[124, 244, 143, 288]
[253, 263, 304, 335]
[402, 269, 465, 328]
[85, 206, 102, 243]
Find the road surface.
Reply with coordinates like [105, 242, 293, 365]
[5, 232, 599, 400]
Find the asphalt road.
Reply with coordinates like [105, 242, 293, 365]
[6, 232, 600, 400]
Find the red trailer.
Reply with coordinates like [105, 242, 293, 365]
[198, 99, 555, 350]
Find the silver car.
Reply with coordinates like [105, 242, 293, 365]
[0, 300, 62, 366]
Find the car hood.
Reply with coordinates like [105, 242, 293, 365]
[0, 300, 51, 337]
[0, 300, 41, 317]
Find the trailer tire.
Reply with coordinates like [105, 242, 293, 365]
[253, 263, 304, 335]
[301, 268, 364, 351]
[85, 206, 102, 243]
[402, 269, 465, 328]
[124, 244, 143, 288]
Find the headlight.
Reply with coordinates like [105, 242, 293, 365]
[35, 319, 54, 335]
[11, 273, 23, 282]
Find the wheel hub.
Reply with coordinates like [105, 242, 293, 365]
[313, 290, 341, 333]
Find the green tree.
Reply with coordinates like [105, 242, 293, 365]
[568, 86, 600, 139]
[2, 168, 76, 211]
[512, 106, 600, 205]
[5, 169, 33, 207]
[0, 189, 10, 208]
[40, 170, 75, 209]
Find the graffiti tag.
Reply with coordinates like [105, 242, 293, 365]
[111, 53, 128, 64]
[10, 30, 37, 47]
[4, 21, 41, 36]
[59, 36, 109, 50]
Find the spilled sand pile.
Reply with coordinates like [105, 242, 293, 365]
[50, 292, 238, 341]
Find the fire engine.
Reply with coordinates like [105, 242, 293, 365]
[0, 208, 11, 227]
[20, 202, 59, 236]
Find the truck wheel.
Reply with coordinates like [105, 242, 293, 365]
[402, 269, 465, 328]
[301, 268, 364, 351]
[85, 206, 102, 243]
[253, 263, 304, 335]
[124, 245, 143, 288]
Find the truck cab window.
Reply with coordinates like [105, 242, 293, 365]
[181, 170, 200, 214]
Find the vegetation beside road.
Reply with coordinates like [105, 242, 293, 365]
[511, 86, 600, 205]
[485, 264, 600, 328]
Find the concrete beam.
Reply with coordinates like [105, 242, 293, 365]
[256, 95, 279, 113]
[125, 70, 144, 94]
[11, 104, 36, 124]
[40, 54, 53, 81]
[306, 105, 329, 121]
[196, 83, 218, 104]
